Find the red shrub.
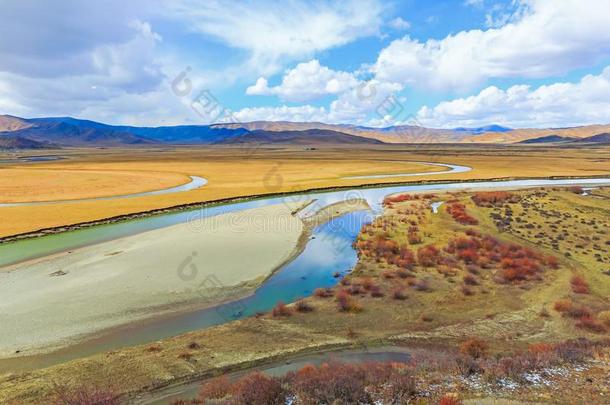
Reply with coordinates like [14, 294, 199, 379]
[570, 275, 590, 294]
[463, 274, 479, 286]
[271, 301, 292, 317]
[459, 338, 488, 359]
[53, 384, 118, 405]
[392, 288, 408, 300]
[417, 245, 441, 267]
[411, 278, 431, 292]
[446, 203, 479, 225]
[314, 288, 334, 298]
[295, 300, 314, 313]
[472, 191, 519, 207]
[230, 372, 285, 405]
[198, 375, 231, 401]
[575, 315, 607, 333]
[336, 290, 362, 313]
[439, 394, 463, 405]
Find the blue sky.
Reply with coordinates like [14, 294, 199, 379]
[1, 0, 610, 128]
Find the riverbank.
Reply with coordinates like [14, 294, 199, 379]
[0, 201, 312, 358]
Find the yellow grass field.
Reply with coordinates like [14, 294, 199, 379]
[0, 145, 609, 237]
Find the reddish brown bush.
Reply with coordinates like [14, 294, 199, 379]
[53, 383, 118, 405]
[271, 301, 292, 317]
[187, 341, 201, 350]
[570, 275, 590, 294]
[230, 372, 285, 405]
[370, 285, 384, 297]
[392, 288, 408, 300]
[177, 351, 193, 360]
[144, 344, 162, 353]
[553, 298, 574, 313]
[461, 285, 474, 296]
[336, 290, 362, 312]
[446, 203, 479, 225]
[575, 315, 607, 333]
[472, 191, 519, 207]
[411, 278, 431, 292]
[463, 274, 479, 285]
[295, 300, 314, 313]
[313, 288, 333, 298]
[459, 338, 488, 359]
[417, 245, 441, 267]
[567, 186, 583, 194]
[439, 394, 463, 405]
[198, 375, 231, 401]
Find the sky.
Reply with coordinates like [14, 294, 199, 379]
[1, 0, 610, 129]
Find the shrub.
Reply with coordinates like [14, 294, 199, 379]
[295, 300, 314, 313]
[145, 344, 162, 353]
[271, 301, 292, 317]
[463, 274, 479, 286]
[570, 275, 590, 294]
[52, 383, 118, 405]
[554, 298, 574, 313]
[412, 278, 431, 292]
[439, 394, 464, 405]
[187, 341, 201, 350]
[575, 315, 607, 333]
[461, 285, 474, 296]
[230, 372, 285, 405]
[459, 338, 488, 359]
[336, 290, 362, 312]
[370, 285, 384, 297]
[198, 375, 231, 401]
[178, 352, 193, 360]
[313, 288, 333, 298]
[446, 203, 479, 225]
[392, 288, 407, 300]
[417, 245, 441, 267]
[472, 191, 519, 207]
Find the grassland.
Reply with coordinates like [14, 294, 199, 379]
[2, 186, 608, 404]
[0, 144, 609, 237]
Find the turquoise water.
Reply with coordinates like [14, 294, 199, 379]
[1, 176, 610, 371]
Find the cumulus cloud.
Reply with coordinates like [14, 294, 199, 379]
[169, 0, 383, 75]
[232, 105, 328, 123]
[416, 66, 610, 128]
[388, 17, 411, 30]
[246, 60, 359, 102]
[372, 0, 610, 91]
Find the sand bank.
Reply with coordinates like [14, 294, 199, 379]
[0, 202, 310, 357]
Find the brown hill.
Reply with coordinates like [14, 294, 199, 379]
[212, 121, 464, 143]
[0, 115, 33, 132]
[464, 124, 610, 143]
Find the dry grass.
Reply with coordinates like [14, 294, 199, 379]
[1, 144, 609, 237]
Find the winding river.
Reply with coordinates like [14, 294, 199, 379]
[1, 175, 610, 372]
[0, 175, 208, 207]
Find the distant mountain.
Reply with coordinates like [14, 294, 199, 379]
[572, 133, 610, 144]
[464, 124, 610, 143]
[2, 114, 610, 147]
[0, 135, 54, 149]
[218, 129, 385, 145]
[0, 115, 33, 132]
[212, 121, 466, 143]
[7, 120, 155, 146]
[519, 135, 578, 144]
[453, 124, 512, 134]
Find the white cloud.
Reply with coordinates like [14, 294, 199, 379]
[233, 105, 328, 123]
[169, 0, 383, 75]
[388, 17, 411, 30]
[246, 60, 359, 102]
[372, 0, 610, 91]
[416, 66, 610, 128]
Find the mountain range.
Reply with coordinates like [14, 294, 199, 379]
[1, 114, 609, 148]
